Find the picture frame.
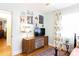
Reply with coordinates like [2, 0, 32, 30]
[20, 16, 27, 32]
[20, 16, 27, 23]
[27, 16, 33, 24]
[39, 15, 44, 24]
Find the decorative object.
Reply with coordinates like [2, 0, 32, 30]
[27, 10, 33, 15]
[39, 15, 44, 24]
[20, 16, 27, 23]
[65, 38, 69, 44]
[20, 10, 33, 32]
[20, 16, 27, 32]
[27, 10, 33, 24]
[34, 16, 38, 26]
[27, 16, 33, 24]
[35, 16, 38, 20]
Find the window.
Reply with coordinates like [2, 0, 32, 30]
[61, 13, 79, 40]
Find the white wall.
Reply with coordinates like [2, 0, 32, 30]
[0, 3, 46, 55]
[12, 10, 44, 55]
[61, 4, 79, 15]
[12, 9, 45, 55]
[44, 11, 58, 46]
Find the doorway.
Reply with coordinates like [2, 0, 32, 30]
[0, 10, 12, 56]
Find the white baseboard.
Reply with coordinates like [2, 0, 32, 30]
[48, 43, 55, 47]
[12, 50, 22, 56]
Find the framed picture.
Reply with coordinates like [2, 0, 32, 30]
[27, 16, 33, 24]
[39, 15, 44, 24]
[20, 16, 27, 23]
[20, 16, 27, 32]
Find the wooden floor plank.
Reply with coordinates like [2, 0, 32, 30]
[16, 46, 70, 56]
[0, 38, 12, 56]
[16, 46, 53, 56]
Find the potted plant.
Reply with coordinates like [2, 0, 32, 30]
[65, 38, 69, 44]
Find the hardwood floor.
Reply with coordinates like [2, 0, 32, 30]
[0, 38, 12, 56]
[16, 46, 70, 56]
[16, 46, 52, 56]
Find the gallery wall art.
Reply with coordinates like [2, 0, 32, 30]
[27, 16, 33, 24]
[39, 15, 44, 24]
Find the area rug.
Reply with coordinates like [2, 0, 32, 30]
[36, 47, 65, 56]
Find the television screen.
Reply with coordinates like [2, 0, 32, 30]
[34, 28, 45, 36]
[40, 28, 45, 36]
[34, 27, 41, 36]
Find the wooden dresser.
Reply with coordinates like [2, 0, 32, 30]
[22, 36, 48, 54]
[22, 39, 35, 54]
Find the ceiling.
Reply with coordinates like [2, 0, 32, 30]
[0, 0, 79, 3]
[0, 0, 79, 13]
[19, 3, 79, 13]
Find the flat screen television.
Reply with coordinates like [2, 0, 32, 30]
[40, 28, 45, 36]
[34, 28, 45, 36]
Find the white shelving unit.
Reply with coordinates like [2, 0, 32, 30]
[54, 10, 62, 49]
